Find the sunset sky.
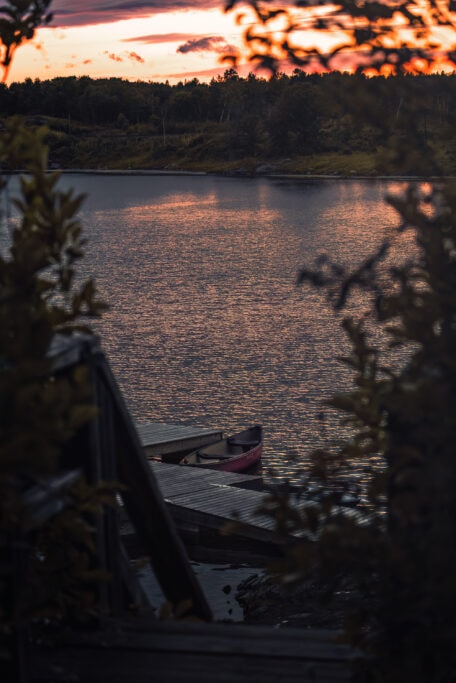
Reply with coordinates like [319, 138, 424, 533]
[7, 0, 251, 85]
[7, 0, 456, 85]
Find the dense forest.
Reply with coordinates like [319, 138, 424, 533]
[2, 69, 456, 174]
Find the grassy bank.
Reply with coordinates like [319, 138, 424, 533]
[37, 120, 454, 177]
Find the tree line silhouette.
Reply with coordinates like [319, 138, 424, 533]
[2, 69, 456, 173]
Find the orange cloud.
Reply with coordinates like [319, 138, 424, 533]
[103, 50, 145, 64]
[126, 51, 145, 62]
[105, 51, 124, 62]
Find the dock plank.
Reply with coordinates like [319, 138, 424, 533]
[169, 488, 270, 522]
[136, 423, 223, 457]
[31, 618, 353, 683]
[146, 462, 280, 546]
[150, 461, 262, 488]
[151, 463, 274, 525]
[32, 650, 349, 683]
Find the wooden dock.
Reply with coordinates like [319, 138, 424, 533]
[31, 615, 354, 683]
[130, 421, 277, 554]
[136, 422, 223, 459]
[16, 339, 358, 683]
[121, 461, 276, 559]
[142, 462, 282, 556]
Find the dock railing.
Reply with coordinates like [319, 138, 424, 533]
[8, 333, 213, 681]
[52, 332, 212, 621]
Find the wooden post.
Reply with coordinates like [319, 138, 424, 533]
[87, 360, 125, 617]
[89, 350, 212, 622]
[49, 334, 212, 622]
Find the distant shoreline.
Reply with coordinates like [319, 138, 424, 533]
[5, 168, 454, 181]
[54, 168, 452, 182]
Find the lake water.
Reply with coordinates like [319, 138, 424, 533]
[1, 171, 421, 620]
[3, 173, 412, 483]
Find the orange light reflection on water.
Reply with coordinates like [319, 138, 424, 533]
[45, 175, 426, 491]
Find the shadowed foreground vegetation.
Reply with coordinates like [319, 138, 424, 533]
[4, 0, 456, 680]
[3, 70, 456, 175]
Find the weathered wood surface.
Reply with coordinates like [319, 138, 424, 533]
[151, 461, 263, 495]
[31, 617, 354, 683]
[136, 422, 223, 457]
[97, 356, 213, 621]
[41, 335, 213, 619]
[149, 462, 278, 546]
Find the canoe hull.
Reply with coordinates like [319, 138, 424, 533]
[200, 442, 262, 473]
[180, 425, 262, 473]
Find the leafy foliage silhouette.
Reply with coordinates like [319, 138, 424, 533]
[0, 1, 52, 81]
[0, 3, 112, 673]
[224, 0, 456, 75]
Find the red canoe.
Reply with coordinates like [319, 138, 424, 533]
[180, 425, 263, 473]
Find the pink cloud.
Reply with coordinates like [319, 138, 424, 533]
[50, 0, 221, 27]
[164, 63, 253, 80]
[123, 33, 195, 44]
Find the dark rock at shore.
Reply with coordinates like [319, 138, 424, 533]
[235, 573, 351, 630]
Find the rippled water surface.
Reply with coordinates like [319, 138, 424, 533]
[6, 174, 412, 482]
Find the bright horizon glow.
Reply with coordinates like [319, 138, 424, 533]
[6, 10, 247, 85]
[5, 1, 456, 85]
